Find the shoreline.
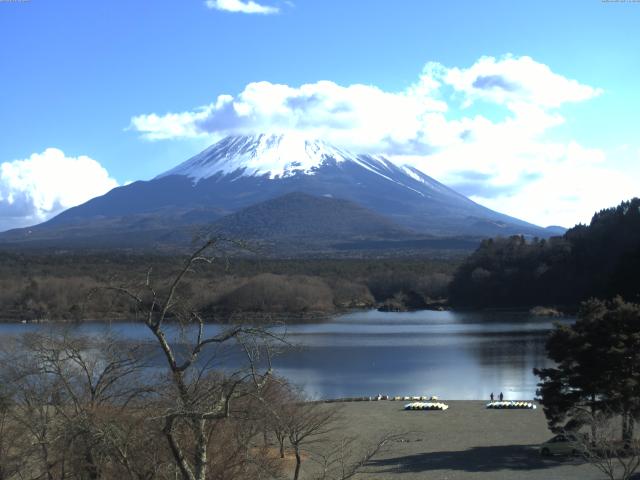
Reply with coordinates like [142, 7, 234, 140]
[316, 396, 538, 403]
[0, 305, 574, 325]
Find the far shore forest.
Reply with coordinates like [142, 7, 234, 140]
[1, 198, 639, 323]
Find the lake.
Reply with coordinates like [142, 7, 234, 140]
[0, 310, 570, 400]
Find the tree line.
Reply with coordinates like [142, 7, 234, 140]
[0, 254, 457, 322]
[449, 198, 640, 309]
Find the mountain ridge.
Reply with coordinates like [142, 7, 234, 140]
[0, 134, 562, 253]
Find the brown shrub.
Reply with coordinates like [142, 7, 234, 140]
[215, 274, 335, 313]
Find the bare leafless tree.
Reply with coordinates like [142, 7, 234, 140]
[284, 400, 340, 480]
[94, 406, 171, 480]
[256, 376, 296, 460]
[108, 238, 283, 480]
[0, 329, 154, 480]
[309, 433, 401, 480]
[571, 409, 640, 480]
[0, 384, 26, 480]
[2, 338, 69, 480]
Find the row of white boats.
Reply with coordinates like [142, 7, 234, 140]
[403, 400, 537, 411]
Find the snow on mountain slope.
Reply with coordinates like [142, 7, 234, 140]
[157, 134, 352, 180]
[158, 133, 423, 193]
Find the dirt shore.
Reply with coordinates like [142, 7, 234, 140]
[302, 400, 607, 480]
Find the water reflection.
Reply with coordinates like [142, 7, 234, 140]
[272, 310, 571, 400]
[0, 310, 572, 400]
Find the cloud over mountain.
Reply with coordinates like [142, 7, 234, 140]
[0, 148, 118, 231]
[130, 54, 599, 150]
[129, 54, 626, 227]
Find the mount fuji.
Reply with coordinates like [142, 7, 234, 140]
[0, 134, 557, 253]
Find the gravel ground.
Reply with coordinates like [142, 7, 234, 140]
[301, 400, 608, 480]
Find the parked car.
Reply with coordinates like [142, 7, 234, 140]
[539, 433, 584, 456]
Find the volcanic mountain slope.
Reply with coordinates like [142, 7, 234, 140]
[0, 134, 555, 251]
[211, 192, 408, 240]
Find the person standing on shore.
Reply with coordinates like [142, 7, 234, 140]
[490, 392, 494, 401]
[499, 392, 504, 401]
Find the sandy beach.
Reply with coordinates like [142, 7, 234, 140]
[298, 400, 608, 480]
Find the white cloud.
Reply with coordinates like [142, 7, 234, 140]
[0, 148, 118, 231]
[442, 55, 602, 108]
[129, 54, 635, 228]
[130, 55, 596, 153]
[130, 79, 448, 153]
[412, 141, 634, 227]
[205, 0, 279, 14]
[472, 166, 637, 229]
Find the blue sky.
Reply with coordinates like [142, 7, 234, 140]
[0, 0, 639, 230]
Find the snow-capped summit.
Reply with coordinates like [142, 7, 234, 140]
[156, 133, 456, 199]
[157, 133, 420, 183]
[157, 133, 360, 180]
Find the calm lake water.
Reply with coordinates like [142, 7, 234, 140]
[0, 310, 571, 400]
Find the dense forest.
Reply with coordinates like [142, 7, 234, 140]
[449, 198, 640, 309]
[0, 252, 458, 322]
[4, 198, 639, 321]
